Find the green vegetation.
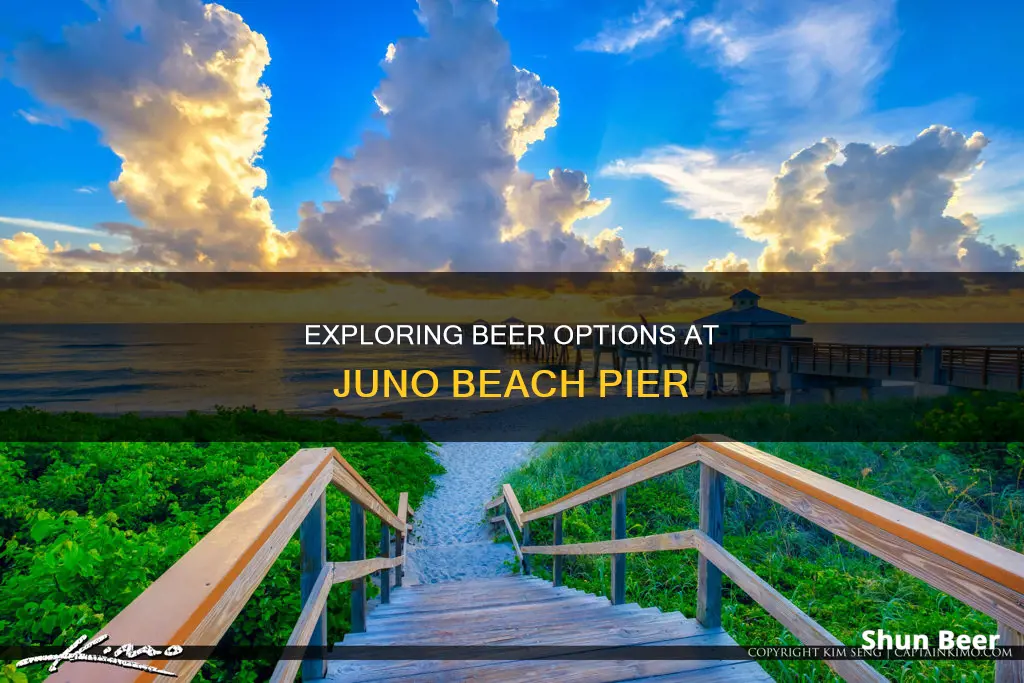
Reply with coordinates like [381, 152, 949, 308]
[509, 394, 1024, 682]
[539, 391, 1024, 452]
[0, 406, 396, 442]
[0, 410, 444, 683]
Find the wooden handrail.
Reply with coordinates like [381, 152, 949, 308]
[491, 515, 524, 564]
[332, 556, 405, 584]
[521, 441, 699, 523]
[270, 563, 335, 683]
[398, 491, 411, 525]
[499, 437, 1024, 683]
[502, 483, 525, 530]
[524, 529, 697, 556]
[330, 453, 403, 531]
[48, 447, 409, 683]
[516, 436, 1024, 596]
[693, 437, 1024, 596]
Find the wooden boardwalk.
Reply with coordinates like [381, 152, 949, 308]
[329, 575, 770, 682]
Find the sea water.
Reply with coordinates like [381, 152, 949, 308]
[1, 323, 1021, 413]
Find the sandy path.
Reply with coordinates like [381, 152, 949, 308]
[404, 442, 537, 583]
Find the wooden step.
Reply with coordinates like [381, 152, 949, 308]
[342, 607, 672, 644]
[368, 595, 605, 624]
[326, 575, 773, 682]
[626, 662, 775, 682]
[393, 576, 548, 594]
[375, 586, 584, 613]
[346, 604, 656, 639]
[332, 616, 712, 680]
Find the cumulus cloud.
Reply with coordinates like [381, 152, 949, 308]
[744, 126, 1020, 271]
[4, 0, 660, 273]
[578, 0, 688, 54]
[285, 0, 658, 272]
[0, 233, 68, 270]
[688, 0, 895, 131]
[4, 0, 281, 271]
[704, 252, 750, 272]
[608, 126, 1020, 272]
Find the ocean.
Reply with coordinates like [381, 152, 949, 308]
[1, 323, 1022, 413]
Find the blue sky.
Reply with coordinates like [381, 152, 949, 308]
[1, 0, 1022, 271]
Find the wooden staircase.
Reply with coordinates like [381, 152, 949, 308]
[57, 441, 1024, 683]
[328, 575, 771, 682]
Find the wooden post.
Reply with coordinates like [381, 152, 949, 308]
[697, 463, 724, 628]
[501, 500, 510, 550]
[394, 528, 404, 588]
[995, 622, 1023, 682]
[611, 489, 626, 605]
[552, 511, 564, 587]
[350, 500, 366, 633]
[522, 522, 532, 575]
[380, 523, 392, 605]
[299, 493, 327, 680]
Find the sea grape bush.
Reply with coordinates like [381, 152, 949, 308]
[917, 393, 1024, 475]
[0, 438, 442, 683]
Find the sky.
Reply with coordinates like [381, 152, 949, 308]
[0, 0, 1022, 272]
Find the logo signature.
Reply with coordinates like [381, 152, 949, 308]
[16, 633, 183, 677]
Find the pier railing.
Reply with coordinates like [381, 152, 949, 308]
[501, 323, 1024, 392]
[47, 447, 413, 683]
[488, 437, 1024, 683]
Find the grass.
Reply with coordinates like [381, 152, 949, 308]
[505, 433, 1023, 681]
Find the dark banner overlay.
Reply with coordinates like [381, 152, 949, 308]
[2, 272, 1023, 441]
[4, 644, 1024, 663]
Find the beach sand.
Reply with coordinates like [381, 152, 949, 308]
[404, 442, 539, 583]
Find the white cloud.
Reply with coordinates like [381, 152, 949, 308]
[578, 0, 687, 54]
[0, 216, 107, 237]
[287, 0, 660, 272]
[602, 146, 774, 223]
[15, 109, 64, 127]
[74, 186, 98, 194]
[688, 0, 895, 131]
